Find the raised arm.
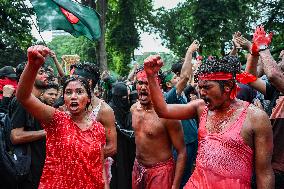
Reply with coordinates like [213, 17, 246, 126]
[229, 32, 242, 56]
[176, 40, 199, 95]
[50, 50, 65, 77]
[127, 62, 138, 81]
[16, 45, 55, 123]
[245, 54, 266, 95]
[144, 55, 202, 120]
[260, 49, 284, 93]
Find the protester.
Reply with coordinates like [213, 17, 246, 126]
[144, 54, 274, 189]
[15, 45, 107, 188]
[39, 83, 59, 106]
[10, 62, 49, 189]
[164, 40, 199, 188]
[243, 26, 283, 189]
[0, 66, 17, 100]
[70, 62, 117, 159]
[109, 82, 135, 189]
[131, 65, 186, 189]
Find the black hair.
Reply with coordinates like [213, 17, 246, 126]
[41, 83, 59, 93]
[70, 62, 100, 90]
[195, 55, 241, 91]
[62, 76, 92, 109]
[171, 63, 182, 76]
[195, 55, 241, 81]
[16, 62, 27, 82]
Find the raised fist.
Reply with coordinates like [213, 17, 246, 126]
[49, 50, 56, 58]
[143, 55, 164, 76]
[251, 26, 273, 55]
[3, 85, 15, 98]
[27, 45, 50, 67]
[188, 40, 200, 52]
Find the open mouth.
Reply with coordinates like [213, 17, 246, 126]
[139, 91, 148, 101]
[70, 102, 79, 111]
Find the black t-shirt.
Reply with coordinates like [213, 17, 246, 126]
[265, 82, 280, 116]
[11, 98, 46, 187]
[237, 83, 257, 103]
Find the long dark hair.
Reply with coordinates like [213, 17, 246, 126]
[63, 76, 92, 109]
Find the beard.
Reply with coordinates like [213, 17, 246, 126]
[34, 79, 47, 89]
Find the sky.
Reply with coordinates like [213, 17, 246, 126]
[31, 0, 186, 53]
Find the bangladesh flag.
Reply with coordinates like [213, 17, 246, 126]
[30, 0, 101, 41]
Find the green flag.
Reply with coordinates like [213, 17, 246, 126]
[30, 0, 101, 41]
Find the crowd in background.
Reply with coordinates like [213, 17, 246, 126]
[0, 26, 283, 189]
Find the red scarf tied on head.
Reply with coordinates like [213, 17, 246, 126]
[136, 70, 161, 84]
[198, 72, 257, 99]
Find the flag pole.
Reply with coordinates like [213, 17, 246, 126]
[20, 0, 48, 46]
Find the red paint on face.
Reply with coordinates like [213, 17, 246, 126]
[198, 81, 227, 110]
[64, 81, 90, 115]
[136, 77, 152, 106]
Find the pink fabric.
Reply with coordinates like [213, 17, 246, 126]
[184, 102, 253, 189]
[132, 158, 175, 189]
[39, 110, 106, 189]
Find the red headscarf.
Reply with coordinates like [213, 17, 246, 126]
[198, 72, 257, 99]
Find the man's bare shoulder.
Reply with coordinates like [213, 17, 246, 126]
[246, 104, 271, 130]
[130, 102, 139, 113]
[99, 101, 114, 114]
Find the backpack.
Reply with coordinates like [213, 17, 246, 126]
[0, 112, 31, 183]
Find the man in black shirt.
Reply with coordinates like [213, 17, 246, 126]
[10, 66, 49, 189]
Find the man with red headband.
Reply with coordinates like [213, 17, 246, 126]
[131, 65, 187, 189]
[144, 55, 274, 189]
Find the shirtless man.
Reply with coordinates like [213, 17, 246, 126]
[131, 66, 186, 189]
[144, 55, 274, 189]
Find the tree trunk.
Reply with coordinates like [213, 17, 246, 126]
[82, 0, 108, 71]
[96, 0, 108, 71]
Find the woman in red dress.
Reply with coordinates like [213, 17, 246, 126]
[16, 45, 107, 189]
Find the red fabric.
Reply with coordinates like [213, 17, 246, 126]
[198, 72, 257, 99]
[132, 158, 175, 189]
[184, 102, 253, 189]
[0, 78, 17, 99]
[60, 7, 79, 24]
[39, 110, 106, 189]
[136, 70, 161, 84]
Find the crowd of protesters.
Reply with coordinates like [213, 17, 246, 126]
[0, 25, 283, 189]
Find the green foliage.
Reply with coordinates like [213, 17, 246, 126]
[152, 0, 284, 59]
[106, 0, 153, 76]
[47, 35, 97, 63]
[0, 0, 34, 67]
[134, 52, 179, 71]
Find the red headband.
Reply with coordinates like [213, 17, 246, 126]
[136, 70, 161, 84]
[198, 72, 257, 99]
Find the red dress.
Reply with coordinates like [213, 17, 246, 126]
[184, 102, 253, 189]
[39, 110, 106, 189]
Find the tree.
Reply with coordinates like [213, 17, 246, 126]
[152, 0, 283, 58]
[0, 0, 34, 67]
[48, 35, 97, 62]
[106, 0, 154, 76]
